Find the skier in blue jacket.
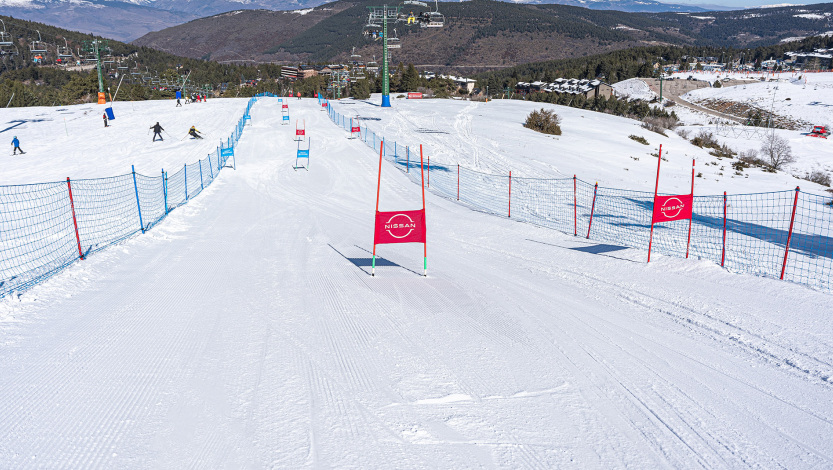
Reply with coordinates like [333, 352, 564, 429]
[11, 136, 24, 155]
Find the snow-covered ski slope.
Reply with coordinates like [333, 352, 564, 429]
[1, 97, 833, 468]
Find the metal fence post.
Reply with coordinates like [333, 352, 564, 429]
[66, 177, 84, 260]
[162, 169, 168, 215]
[721, 191, 727, 267]
[781, 186, 800, 280]
[586, 182, 598, 239]
[132, 165, 145, 234]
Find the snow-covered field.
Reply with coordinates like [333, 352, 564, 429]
[675, 72, 833, 180]
[611, 78, 657, 101]
[1, 97, 832, 468]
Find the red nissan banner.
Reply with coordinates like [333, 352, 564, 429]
[351, 126, 361, 133]
[282, 104, 288, 109]
[652, 194, 693, 223]
[374, 209, 426, 245]
[296, 129, 305, 136]
[407, 92, 423, 99]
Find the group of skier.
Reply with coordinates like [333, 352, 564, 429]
[175, 90, 208, 107]
[149, 122, 202, 142]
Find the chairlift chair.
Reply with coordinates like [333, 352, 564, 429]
[58, 38, 73, 61]
[29, 30, 47, 55]
[419, 0, 444, 27]
[0, 20, 12, 48]
[387, 29, 401, 49]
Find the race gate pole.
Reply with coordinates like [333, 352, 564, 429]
[427, 156, 430, 188]
[721, 191, 727, 267]
[780, 186, 800, 280]
[66, 178, 84, 260]
[457, 164, 459, 200]
[685, 159, 695, 258]
[407, 146, 410, 173]
[647, 144, 663, 263]
[372, 140, 384, 276]
[184, 163, 188, 201]
[586, 182, 598, 239]
[420, 144, 427, 277]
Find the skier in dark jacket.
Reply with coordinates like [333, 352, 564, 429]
[150, 122, 164, 141]
[11, 136, 24, 155]
[103, 112, 109, 127]
[188, 126, 203, 139]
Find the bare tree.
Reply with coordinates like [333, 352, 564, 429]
[760, 133, 795, 170]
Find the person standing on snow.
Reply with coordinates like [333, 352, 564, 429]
[188, 126, 203, 139]
[175, 90, 182, 107]
[103, 112, 109, 127]
[150, 122, 164, 141]
[11, 136, 24, 155]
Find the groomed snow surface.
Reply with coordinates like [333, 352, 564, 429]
[1, 97, 832, 468]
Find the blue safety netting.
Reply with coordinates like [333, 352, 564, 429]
[0, 95, 263, 297]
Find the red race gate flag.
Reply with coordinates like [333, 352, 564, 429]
[374, 210, 426, 244]
[371, 141, 428, 277]
[651, 194, 693, 223]
[647, 144, 696, 263]
[351, 126, 361, 133]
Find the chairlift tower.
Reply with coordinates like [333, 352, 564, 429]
[329, 70, 350, 99]
[366, 5, 401, 107]
[83, 39, 109, 104]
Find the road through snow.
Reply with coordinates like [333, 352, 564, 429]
[0, 98, 832, 468]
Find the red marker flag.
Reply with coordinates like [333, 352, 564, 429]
[374, 210, 426, 245]
[652, 194, 693, 223]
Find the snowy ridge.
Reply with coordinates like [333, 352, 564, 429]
[326, 99, 833, 292]
[0, 96, 262, 297]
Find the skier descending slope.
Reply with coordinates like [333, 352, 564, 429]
[188, 126, 203, 139]
[10, 135, 24, 155]
[150, 122, 164, 142]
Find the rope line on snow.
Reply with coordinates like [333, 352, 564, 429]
[326, 102, 833, 292]
[0, 94, 266, 297]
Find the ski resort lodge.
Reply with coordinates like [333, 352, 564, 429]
[515, 78, 613, 99]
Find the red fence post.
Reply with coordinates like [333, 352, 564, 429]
[647, 144, 663, 263]
[586, 182, 598, 239]
[66, 177, 84, 260]
[721, 191, 727, 267]
[457, 164, 460, 200]
[686, 159, 695, 258]
[508, 171, 512, 218]
[780, 186, 800, 280]
[573, 175, 577, 236]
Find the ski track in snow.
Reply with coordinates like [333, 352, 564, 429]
[0, 97, 831, 468]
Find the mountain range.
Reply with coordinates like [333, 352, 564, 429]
[129, 0, 833, 71]
[2, 0, 724, 42]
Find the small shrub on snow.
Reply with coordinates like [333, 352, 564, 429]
[691, 130, 721, 150]
[629, 135, 649, 145]
[805, 170, 831, 187]
[524, 108, 562, 136]
[641, 116, 678, 136]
